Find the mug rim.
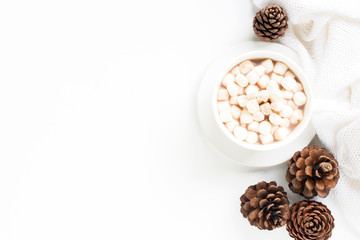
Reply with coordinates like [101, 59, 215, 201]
[212, 50, 313, 151]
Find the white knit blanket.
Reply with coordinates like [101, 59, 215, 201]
[252, 0, 360, 230]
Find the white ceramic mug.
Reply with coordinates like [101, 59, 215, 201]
[197, 42, 316, 167]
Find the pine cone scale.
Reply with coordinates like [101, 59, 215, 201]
[317, 189, 329, 198]
[290, 163, 298, 175]
[257, 189, 268, 198]
[264, 23, 272, 29]
[323, 178, 336, 188]
[292, 178, 303, 189]
[305, 156, 315, 166]
[319, 162, 332, 172]
[245, 188, 257, 199]
[315, 180, 325, 190]
[250, 198, 260, 208]
[262, 14, 269, 22]
[296, 169, 307, 181]
[305, 166, 313, 177]
[255, 13, 263, 23]
[269, 18, 277, 24]
[273, 198, 281, 205]
[301, 148, 310, 157]
[278, 29, 286, 35]
[249, 209, 259, 220]
[259, 199, 268, 208]
[305, 179, 315, 190]
[279, 21, 287, 28]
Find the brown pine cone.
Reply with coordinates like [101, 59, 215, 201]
[286, 145, 340, 198]
[287, 200, 335, 240]
[240, 181, 290, 230]
[253, 5, 288, 42]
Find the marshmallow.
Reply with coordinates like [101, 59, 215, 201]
[288, 100, 298, 110]
[231, 105, 241, 120]
[217, 88, 229, 101]
[225, 119, 239, 132]
[222, 73, 235, 87]
[293, 82, 303, 92]
[246, 99, 260, 114]
[231, 66, 241, 76]
[282, 90, 294, 99]
[271, 125, 278, 135]
[237, 95, 248, 107]
[240, 110, 253, 124]
[260, 102, 272, 115]
[235, 74, 249, 87]
[269, 89, 283, 103]
[233, 126, 248, 140]
[273, 61, 288, 75]
[246, 131, 258, 144]
[274, 127, 289, 141]
[219, 110, 232, 123]
[294, 109, 303, 120]
[239, 60, 254, 75]
[252, 111, 265, 122]
[260, 134, 274, 144]
[269, 113, 282, 125]
[258, 75, 270, 89]
[259, 121, 272, 135]
[266, 80, 280, 92]
[253, 65, 266, 77]
[271, 73, 284, 84]
[226, 82, 240, 97]
[248, 122, 259, 132]
[280, 118, 290, 127]
[261, 59, 274, 73]
[217, 101, 230, 111]
[256, 90, 269, 103]
[281, 76, 296, 91]
[290, 109, 303, 125]
[285, 70, 295, 78]
[280, 105, 294, 118]
[271, 100, 286, 112]
[289, 116, 297, 125]
[245, 85, 259, 99]
[246, 70, 260, 85]
[229, 96, 238, 105]
[238, 86, 244, 95]
[293, 92, 307, 106]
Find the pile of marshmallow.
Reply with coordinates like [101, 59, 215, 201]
[217, 58, 307, 145]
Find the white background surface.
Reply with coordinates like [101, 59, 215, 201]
[0, 0, 358, 239]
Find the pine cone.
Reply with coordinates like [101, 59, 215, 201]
[286, 145, 340, 198]
[287, 200, 334, 240]
[240, 181, 290, 230]
[253, 5, 288, 42]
